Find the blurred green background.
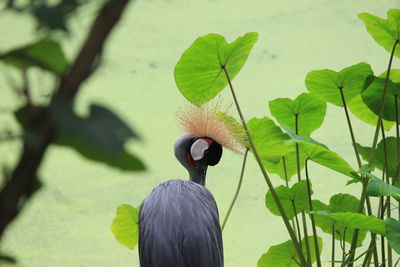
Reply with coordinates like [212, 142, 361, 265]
[0, 0, 399, 266]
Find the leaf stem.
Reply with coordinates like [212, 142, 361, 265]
[342, 228, 347, 266]
[348, 40, 399, 267]
[284, 157, 298, 234]
[382, 121, 393, 267]
[338, 87, 362, 166]
[339, 83, 379, 265]
[283, 157, 289, 187]
[292, 200, 303, 248]
[368, 40, 398, 165]
[222, 66, 306, 266]
[221, 148, 249, 231]
[295, 114, 311, 266]
[365, 122, 393, 266]
[332, 224, 335, 267]
[305, 158, 321, 267]
[380, 165, 386, 267]
[395, 95, 400, 220]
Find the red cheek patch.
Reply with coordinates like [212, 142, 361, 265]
[203, 138, 213, 146]
[186, 152, 197, 168]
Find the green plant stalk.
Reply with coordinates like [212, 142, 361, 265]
[221, 66, 306, 266]
[283, 157, 298, 236]
[362, 122, 389, 266]
[283, 157, 289, 187]
[332, 224, 335, 267]
[338, 87, 362, 167]
[380, 168, 386, 267]
[395, 96, 400, 221]
[348, 40, 399, 267]
[295, 114, 312, 266]
[342, 228, 347, 266]
[368, 40, 399, 165]
[361, 245, 373, 267]
[305, 158, 322, 267]
[339, 85, 379, 266]
[395, 257, 400, 267]
[387, 197, 393, 267]
[292, 200, 303, 249]
[221, 148, 249, 231]
[382, 121, 393, 267]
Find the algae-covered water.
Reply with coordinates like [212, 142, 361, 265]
[1, 0, 399, 266]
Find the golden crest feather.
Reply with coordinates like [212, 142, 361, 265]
[177, 101, 244, 153]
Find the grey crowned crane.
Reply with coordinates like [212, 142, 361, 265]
[138, 104, 242, 267]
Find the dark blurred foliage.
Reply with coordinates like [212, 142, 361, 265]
[4, 0, 87, 33]
[0, 0, 139, 264]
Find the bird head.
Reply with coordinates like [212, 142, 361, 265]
[174, 134, 223, 185]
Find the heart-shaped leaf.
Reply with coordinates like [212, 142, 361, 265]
[289, 136, 357, 179]
[367, 177, 400, 198]
[263, 151, 306, 181]
[315, 212, 386, 236]
[257, 236, 322, 267]
[385, 218, 400, 255]
[347, 95, 394, 130]
[174, 32, 258, 106]
[358, 9, 400, 58]
[265, 180, 310, 220]
[305, 62, 373, 107]
[313, 194, 366, 246]
[269, 93, 326, 136]
[361, 75, 400, 122]
[356, 137, 399, 178]
[0, 39, 69, 75]
[247, 117, 294, 163]
[110, 204, 139, 250]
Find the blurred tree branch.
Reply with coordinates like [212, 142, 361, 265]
[0, 0, 131, 239]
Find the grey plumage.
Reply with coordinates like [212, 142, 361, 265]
[139, 180, 223, 267]
[138, 134, 224, 267]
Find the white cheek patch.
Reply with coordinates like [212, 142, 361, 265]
[190, 139, 210, 161]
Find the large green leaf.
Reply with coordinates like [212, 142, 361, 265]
[290, 138, 357, 179]
[358, 9, 400, 58]
[174, 32, 258, 105]
[347, 95, 394, 130]
[257, 236, 322, 267]
[361, 75, 400, 122]
[110, 204, 139, 250]
[314, 194, 365, 244]
[313, 194, 366, 246]
[305, 62, 373, 107]
[265, 180, 310, 220]
[0, 39, 69, 75]
[315, 212, 386, 235]
[263, 151, 306, 181]
[385, 218, 400, 255]
[269, 93, 326, 136]
[367, 177, 400, 197]
[356, 137, 398, 178]
[247, 117, 294, 163]
[50, 100, 145, 171]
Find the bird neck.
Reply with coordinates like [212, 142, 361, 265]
[188, 166, 207, 186]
